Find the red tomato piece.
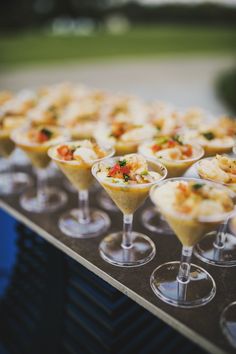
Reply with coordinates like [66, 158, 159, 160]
[151, 144, 162, 152]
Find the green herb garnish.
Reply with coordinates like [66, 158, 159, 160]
[48, 105, 56, 112]
[155, 136, 169, 145]
[192, 183, 204, 190]
[123, 174, 130, 182]
[141, 170, 148, 176]
[119, 159, 127, 167]
[202, 132, 215, 141]
[173, 135, 183, 145]
[40, 128, 53, 139]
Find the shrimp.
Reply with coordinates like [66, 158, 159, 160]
[216, 155, 236, 174]
[198, 159, 229, 183]
[125, 154, 148, 174]
[157, 147, 182, 160]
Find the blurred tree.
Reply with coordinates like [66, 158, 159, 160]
[217, 69, 236, 114]
[0, 1, 236, 31]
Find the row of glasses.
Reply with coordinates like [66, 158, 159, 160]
[3, 127, 236, 344]
[0, 119, 32, 196]
[0, 85, 235, 346]
[91, 149, 236, 342]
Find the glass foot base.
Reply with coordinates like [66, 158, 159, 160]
[20, 187, 67, 213]
[220, 301, 236, 348]
[0, 172, 32, 196]
[142, 207, 174, 234]
[194, 231, 236, 267]
[59, 208, 110, 238]
[97, 189, 119, 212]
[99, 231, 156, 267]
[0, 158, 9, 172]
[12, 148, 30, 167]
[150, 261, 216, 308]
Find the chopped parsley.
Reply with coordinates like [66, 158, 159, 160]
[155, 136, 169, 145]
[119, 159, 127, 167]
[40, 128, 53, 139]
[123, 174, 130, 182]
[141, 170, 148, 176]
[173, 135, 183, 145]
[202, 132, 215, 141]
[192, 183, 204, 190]
[48, 105, 56, 112]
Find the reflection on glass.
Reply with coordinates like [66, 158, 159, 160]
[220, 301, 236, 349]
[0, 120, 32, 195]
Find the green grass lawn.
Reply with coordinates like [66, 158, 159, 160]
[0, 25, 236, 68]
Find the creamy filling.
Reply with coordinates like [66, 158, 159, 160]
[152, 180, 234, 219]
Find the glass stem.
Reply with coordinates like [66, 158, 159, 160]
[78, 190, 90, 224]
[8, 156, 15, 185]
[36, 168, 47, 206]
[8, 156, 14, 173]
[122, 214, 133, 249]
[177, 246, 193, 284]
[214, 219, 229, 249]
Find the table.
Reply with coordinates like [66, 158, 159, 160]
[0, 168, 235, 354]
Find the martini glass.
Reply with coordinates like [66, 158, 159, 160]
[150, 178, 235, 308]
[92, 157, 167, 267]
[94, 123, 156, 212]
[193, 156, 236, 267]
[0, 124, 32, 195]
[220, 301, 236, 348]
[11, 125, 69, 212]
[48, 141, 114, 238]
[139, 141, 204, 234]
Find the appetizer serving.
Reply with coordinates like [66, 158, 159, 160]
[0, 116, 24, 158]
[139, 135, 204, 177]
[103, 95, 149, 124]
[12, 125, 68, 169]
[49, 140, 114, 238]
[151, 179, 234, 246]
[94, 121, 156, 156]
[150, 178, 235, 308]
[177, 107, 213, 130]
[92, 154, 167, 267]
[49, 140, 108, 191]
[139, 135, 204, 234]
[195, 154, 236, 266]
[184, 116, 236, 156]
[60, 91, 107, 139]
[0, 92, 35, 195]
[95, 154, 164, 214]
[148, 101, 180, 136]
[198, 154, 236, 189]
[11, 125, 69, 212]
